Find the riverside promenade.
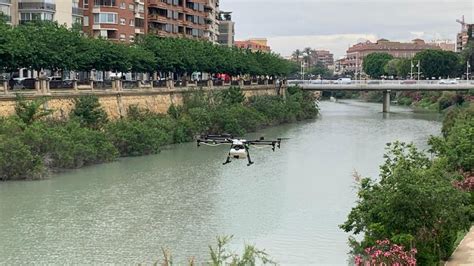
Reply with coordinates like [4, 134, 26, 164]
[446, 227, 474, 265]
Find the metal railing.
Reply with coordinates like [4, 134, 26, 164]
[18, 2, 56, 11]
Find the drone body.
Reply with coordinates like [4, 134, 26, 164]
[197, 134, 283, 166]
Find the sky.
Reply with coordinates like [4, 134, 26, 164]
[219, 0, 474, 58]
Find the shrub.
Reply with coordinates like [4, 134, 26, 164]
[14, 95, 52, 125]
[341, 142, 471, 265]
[106, 117, 174, 156]
[70, 95, 108, 129]
[0, 136, 44, 180]
[21, 121, 118, 169]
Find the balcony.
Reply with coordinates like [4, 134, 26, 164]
[148, 0, 169, 9]
[72, 7, 83, 16]
[18, 2, 56, 11]
[0, 0, 11, 5]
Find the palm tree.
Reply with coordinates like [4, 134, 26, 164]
[292, 49, 302, 62]
[303, 47, 313, 67]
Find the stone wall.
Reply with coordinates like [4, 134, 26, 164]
[0, 85, 279, 120]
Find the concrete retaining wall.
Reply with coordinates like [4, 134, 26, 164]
[0, 85, 280, 120]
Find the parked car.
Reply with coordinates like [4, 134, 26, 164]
[334, 78, 352, 84]
[438, 79, 458, 85]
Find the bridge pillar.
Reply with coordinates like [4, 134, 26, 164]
[382, 90, 391, 113]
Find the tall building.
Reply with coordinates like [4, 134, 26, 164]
[204, 0, 218, 43]
[345, 39, 439, 73]
[311, 50, 334, 68]
[82, 0, 146, 42]
[456, 17, 473, 52]
[217, 10, 233, 46]
[0, 0, 83, 27]
[147, 0, 207, 39]
[235, 38, 270, 52]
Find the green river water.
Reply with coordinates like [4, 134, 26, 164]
[0, 100, 442, 264]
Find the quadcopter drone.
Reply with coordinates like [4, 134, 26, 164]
[197, 134, 284, 166]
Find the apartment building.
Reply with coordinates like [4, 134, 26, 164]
[345, 39, 439, 73]
[311, 50, 334, 68]
[0, 0, 83, 27]
[457, 23, 474, 52]
[203, 0, 218, 43]
[82, 0, 146, 42]
[235, 38, 270, 52]
[217, 10, 233, 46]
[147, 0, 208, 39]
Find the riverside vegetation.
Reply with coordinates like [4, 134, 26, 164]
[0, 86, 318, 181]
[341, 103, 474, 265]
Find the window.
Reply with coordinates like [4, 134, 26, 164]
[120, 2, 126, 9]
[120, 18, 125, 25]
[120, 33, 126, 41]
[83, 16, 89, 26]
[128, 4, 134, 11]
[93, 13, 117, 24]
[94, 0, 116, 7]
[129, 19, 134, 26]
[84, 0, 89, 7]
[20, 12, 54, 22]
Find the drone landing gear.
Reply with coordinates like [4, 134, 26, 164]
[223, 153, 232, 165]
[246, 146, 254, 167]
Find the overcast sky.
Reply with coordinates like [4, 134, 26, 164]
[219, 0, 474, 58]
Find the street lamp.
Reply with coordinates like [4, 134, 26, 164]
[466, 61, 471, 81]
[416, 60, 421, 81]
[410, 60, 414, 80]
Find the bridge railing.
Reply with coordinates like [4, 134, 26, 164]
[289, 79, 474, 86]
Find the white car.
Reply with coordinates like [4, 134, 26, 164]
[439, 79, 458, 85]
[335, 78, 352, 84]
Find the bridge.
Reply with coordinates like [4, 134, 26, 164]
[289, 80, 473, 113]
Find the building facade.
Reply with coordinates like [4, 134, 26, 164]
[147, 0, 208, 39]
[0, 0, 83, 27]
[203, 0, 218, 43]
[235, 38, 270, 52]
[457, 23, 474, 52]
[82, 0, 146, 42]
[217, 10, 233, 46]
[311, 50, 334, 68]
[345, 39, 439, 73]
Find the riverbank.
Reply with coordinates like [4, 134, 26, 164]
[0, 86, 318, 181]
[341, 102, 473, 265]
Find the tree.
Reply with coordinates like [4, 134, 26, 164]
[413, 49, 460, 79]
[341, 142, 471, 265]
[292, 49, 303, 62]
[70, 95, 108, 130]
[383, 59, 400, 77]
[362, 53, 394, 78]
[308, 62, 332, 79]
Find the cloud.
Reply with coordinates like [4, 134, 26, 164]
[268, 34, 379, 58]
[220, 0, 473, 58]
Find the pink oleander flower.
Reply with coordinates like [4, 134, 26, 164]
[354, 239, 417, 266]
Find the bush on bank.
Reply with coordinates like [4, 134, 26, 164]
[0, 87, 318, 180]
[341, 103, 474, 265]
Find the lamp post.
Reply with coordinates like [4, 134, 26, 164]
[410, 60, 414, 80]
[416, 60, 421, 81]
[466, 61, 471, 81]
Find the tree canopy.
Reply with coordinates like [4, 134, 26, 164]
[0, 20, 293, 77]
[362, 53, 394, 78]
[413, 49, 460, 78]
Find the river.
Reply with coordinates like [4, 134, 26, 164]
[0, 100, 442, 265]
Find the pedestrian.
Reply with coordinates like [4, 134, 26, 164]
[8, 76, 15, 91]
